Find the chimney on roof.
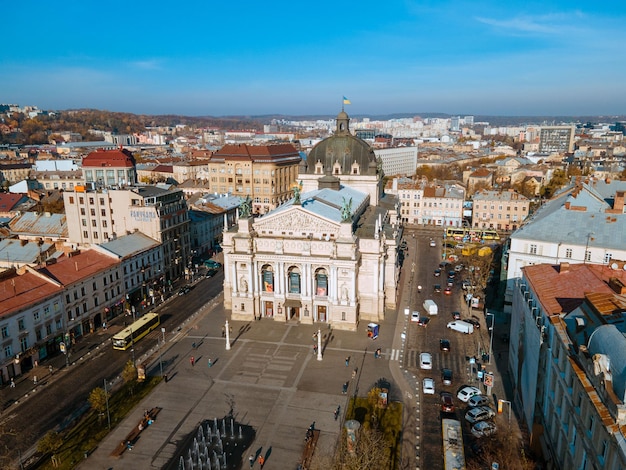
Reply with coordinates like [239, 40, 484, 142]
[565, 202, 570, 210]
[614, 191, 625, 213]
[559, 262, 570, 273]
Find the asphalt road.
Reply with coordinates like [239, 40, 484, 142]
[0, 270, 225, 468]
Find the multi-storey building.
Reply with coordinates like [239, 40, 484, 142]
[510, 262, 626, 469]
[81, 148, 137, 187]
[223, 110, 400, 330]
[504, 178, 626, 312]
[471, 189, 530, 231]
[374, 146, 418, 177]
[539, 126, 576, 154]
[188, 193, 240, 256]
[0, 162, 31, 184]
[93, 232, 164, 313]
[63, 186, 190, 281]
[386, 177, 465, 226]
[206, 143, 301, 215]
[0, 248, 124, 383]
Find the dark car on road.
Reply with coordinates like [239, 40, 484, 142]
[178, 286, 191, 296]
[434, 268, 441, 277]
[451, 311, 461, 320]
[417, 317, 430, 327]
[465, 318, 480, 329]
[442, 368, 453, 385]
[440, 392, 455, 413]
[439, 339, 451, 352]
[434, 284, 442, 293]
[205, 269, 218, 278]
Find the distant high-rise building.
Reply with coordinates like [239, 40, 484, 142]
[463, 115, 474, 126]
[450, 116, 461, 131]
[539, 126, 575, 153]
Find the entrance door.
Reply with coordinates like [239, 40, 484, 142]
[264, 301, 274, 317]
[317, 306, 327, 322]
[290, 307, 299, 320]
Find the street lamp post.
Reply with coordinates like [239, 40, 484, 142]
[158, 337, 164, 377]
[161, 327, 165, 344]
[486, 312, 495, 365]
[225, 320, 231, 350]
[103, 378, 111, 430]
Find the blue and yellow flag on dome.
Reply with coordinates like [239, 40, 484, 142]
[343, 96, 351, 105]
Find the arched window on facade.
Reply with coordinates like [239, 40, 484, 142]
[314, 268, 328, 296]
[261, 264, 274, 292]
[287, 266, 301, 294]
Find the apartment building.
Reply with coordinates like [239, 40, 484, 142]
[0, 162, 31, 184]
[504, 178, 626, 312]
[386, 177, 464, 226]
[81, 148, 137, 187]
[374, 146, 418, 177]
[511, 263, 626, 469]
[471, 189, 530, 231]
[63, 185, 190, 281]
[0, 249, 124, 383]
[206, 143, 301, 215]
[539, 126, 576, 154]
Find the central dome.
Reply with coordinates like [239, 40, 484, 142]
[304, 110, 377, 176]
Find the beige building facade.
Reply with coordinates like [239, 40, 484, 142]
[471, 189, 529, 231]
[223, 111, 401, 330]
[206, 143, 301, 215]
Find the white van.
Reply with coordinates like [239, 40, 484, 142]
[446, 320, 474, 334]
[423, 299, 438, 315]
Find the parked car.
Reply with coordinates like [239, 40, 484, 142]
[419, 352, 432, 369]
[434, 284, 442, 293]
[441, 368, 453, 386]
[447, 277, 455, 287]
[439, 339, 451, 352]
[454, 264, 464, 272]
[457, 386, 481, 402]
[422, 378, 435, 395]
[417, 317, 430, 327]
[178, 286, 191, 296]
[444, 286, 453, 295]
[439, 261, 451, 269]
[434, 269, 441, 277]
[465, 318, 481, 329]
[205, 268, 218, 278]
[204, 260, 222, 269]
[440, 392, 455, 412]
[448, 270, 456, 278]
[471, 421, 497, 438]
[465, 406, 496, 424]
[468, 395, 492, 408]
[411, 311, 420, 323]
[451, 311, 461, 320]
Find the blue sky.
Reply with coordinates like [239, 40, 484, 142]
[2, 1, 625, 117]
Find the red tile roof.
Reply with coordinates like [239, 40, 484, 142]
[0, 193, 26, 212]
[82, 148, 136, 168]
[38, 250, 119, 286]
[523, 263, 626, 316]
[0, 271, 63, 317]
[211, 143, 300, 161]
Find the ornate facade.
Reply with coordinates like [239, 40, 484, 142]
[223, 111, 401, 330]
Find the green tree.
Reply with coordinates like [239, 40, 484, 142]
[88, 387, 108, 422]
[38, 430, 63, 466]
[122, 360, 138, 395]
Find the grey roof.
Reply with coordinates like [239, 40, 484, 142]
[9, 212, 67, 238]
[269, 186, 368, 223]
[511, 180, 626, 250]
[98, 232, 160, 259]
[0, 238, 54, 264]
[587, 324, 626, 402]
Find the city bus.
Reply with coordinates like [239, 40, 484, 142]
[112, 313, 160, 350]
[445, 227, 500, 242]
[442, 418, 466, 470]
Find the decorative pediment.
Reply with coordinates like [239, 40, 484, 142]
[253, 207, 338, 236]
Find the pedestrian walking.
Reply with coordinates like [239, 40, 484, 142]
[190, 356, 195, 367]
[10, 378, 15, 388]
[258, 455, 265, 468]
[345, 356, 350, 367]
[49, 365, 54, 374]
[313, 344, 318, 355]
[208, 358, 212, 368]
[33, 375, 38, 385]
[249, 454, 254, 468]
[334, 405, 341, 420]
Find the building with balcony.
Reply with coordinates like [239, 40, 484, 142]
[510, 262, 626, 469]
[539, 126, 576, 154]
[471, 189, 530, 231]
[206, 143, 301, 215]
[504, 178, 626, 312]
[386, 177, 465, 226]
[63, 185, 190, 281]
[81, 148, 137, 187]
